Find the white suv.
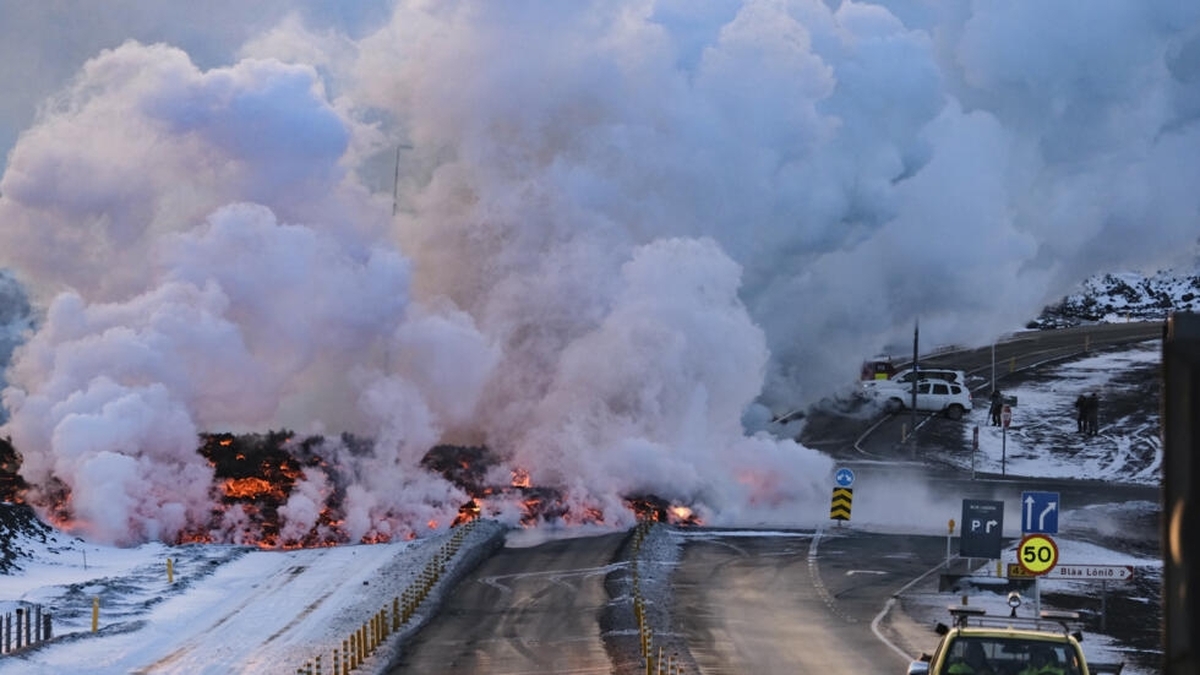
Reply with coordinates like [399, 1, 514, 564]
[878, 379, 974, 420]
[862, 367, 967, 398]
[880, 367, 967, 388]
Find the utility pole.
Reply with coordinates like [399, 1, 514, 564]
[910, 319, 919, 451]
[991, 342, 996, 394]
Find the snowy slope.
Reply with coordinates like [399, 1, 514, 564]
[1033, 269, 1200, 327]
[0, 518, 506, 674]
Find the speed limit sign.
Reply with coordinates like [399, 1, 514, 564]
[1018, 533, 1059, 575]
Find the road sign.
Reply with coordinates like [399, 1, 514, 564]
[1018, 533, 1059, 575]
[1007, 563, 1036, 579]
[1046, 564, 1134, 581]
[1021, 491, 1060, 534]
[830, 487, 853, 521]
[960, 499, 1004, 559]
[834, 467, 855, 488]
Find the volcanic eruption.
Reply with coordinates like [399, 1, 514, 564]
[3, 2, 1195, 546]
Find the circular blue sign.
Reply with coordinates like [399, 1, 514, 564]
[834, 467, 855, 487]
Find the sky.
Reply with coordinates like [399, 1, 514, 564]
[0, 0, 1196, 547]
[0, 342, 1162, 674]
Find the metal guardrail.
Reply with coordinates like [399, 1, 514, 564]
[629, 520, 687, 675]
[293, 519, 480, 675]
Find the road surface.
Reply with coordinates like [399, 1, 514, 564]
[673, 530, 947, 674]
[385, 532, 625, 674]
[384, 323, 1161, 674]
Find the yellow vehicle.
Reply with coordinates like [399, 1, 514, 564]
[907, 604, 1124, 675]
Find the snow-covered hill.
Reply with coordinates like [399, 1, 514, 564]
[1032, 269, 1200, 327]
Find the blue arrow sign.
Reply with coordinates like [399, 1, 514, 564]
[834, 467, 855, 488]
[1022, 491, 1060, 534]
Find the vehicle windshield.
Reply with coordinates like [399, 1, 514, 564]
[940, 636, 1082, 675]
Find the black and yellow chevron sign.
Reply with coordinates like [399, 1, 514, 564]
[830, 487, 853, 521]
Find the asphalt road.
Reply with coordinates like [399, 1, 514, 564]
[384, 323, 1162, 675]
[910, 321, 1162, 382]
[797, 321, 1163, 458]
[673, 530, 948, 674]
[384, 532, 625, 674]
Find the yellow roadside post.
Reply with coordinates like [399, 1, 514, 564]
[946, 519, 955, 568]
[167, 558, 174, 584]
[92, 597, 99, 632]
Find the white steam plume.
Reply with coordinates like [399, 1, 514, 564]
[0, 1, 1197, 544]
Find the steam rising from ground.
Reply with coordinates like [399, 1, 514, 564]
[0, 1, 1197, 544]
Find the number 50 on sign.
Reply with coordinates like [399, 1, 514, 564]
[1018, 533, 1059, 575]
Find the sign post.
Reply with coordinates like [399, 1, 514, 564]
[960, 499, 1004, 560]
[1018, 532, 1059, 615]
[1043, 564, 1134, 630]
[946, 519, 955, 568]
[830, 468, 855, 524]
[1021, 492, 1060, 534]
[1001, 404, 1012, 476]
[1018, 533, 1059, 576]
[971, 426, 979, 479]
[1046, 564, 1133, 581]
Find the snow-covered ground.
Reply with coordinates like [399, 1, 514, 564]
[0, 340, 1163, 674]
[961, 339, 1161, 485]
[0, 518, 507, 674]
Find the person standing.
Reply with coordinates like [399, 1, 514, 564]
[1074, 393, 1087, 433]
[989, 390, 1004, 426]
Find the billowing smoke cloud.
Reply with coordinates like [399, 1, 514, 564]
[0, 0, 1197, 544]
[0, 270, 35, 424]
